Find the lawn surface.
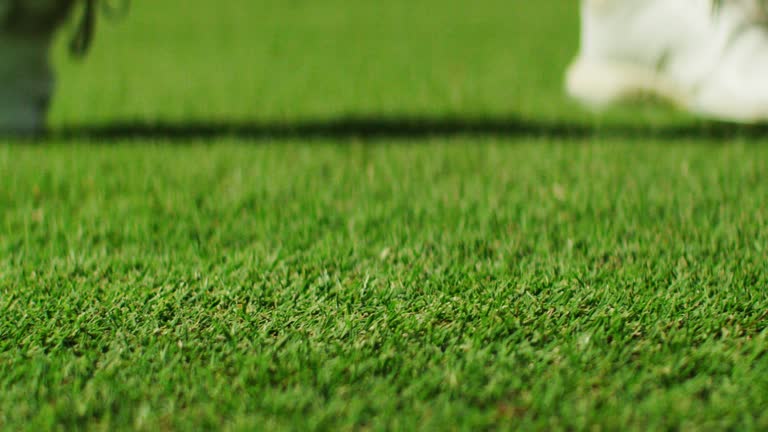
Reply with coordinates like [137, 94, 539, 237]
[2, 0, 768, 430]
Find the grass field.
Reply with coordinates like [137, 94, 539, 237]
[3, 0, 768, 430]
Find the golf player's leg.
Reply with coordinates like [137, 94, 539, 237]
[0, 0, 76, 134]
[567, 0, 768, 122]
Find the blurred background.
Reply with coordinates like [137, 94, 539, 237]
[49, 0, 679, 130]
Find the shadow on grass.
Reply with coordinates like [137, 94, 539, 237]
[45, 115, 768, 142]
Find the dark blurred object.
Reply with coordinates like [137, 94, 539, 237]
[1, 1, 77, 36]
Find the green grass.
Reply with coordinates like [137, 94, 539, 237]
[2, 0, 768, 430]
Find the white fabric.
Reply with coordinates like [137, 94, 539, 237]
[568, 0, 768, 122]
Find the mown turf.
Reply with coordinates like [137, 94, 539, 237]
[2, 0, 768, 430]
